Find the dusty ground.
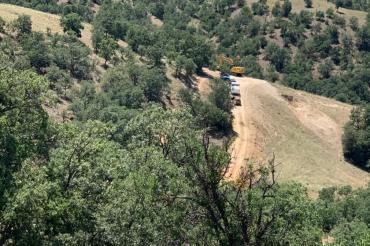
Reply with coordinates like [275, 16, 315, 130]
[202, 69, 369, 192]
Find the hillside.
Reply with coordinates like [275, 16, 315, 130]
[2, 0, 370, 245]
[0, 3, 93, 47]
[264, 0, 368, 24]
[1, 2, 368, 192]
[202, 70, 370, 192]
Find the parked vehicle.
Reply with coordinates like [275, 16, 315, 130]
[230, 79, 239, 86]
[230, 66, 245, 76]
[232, 95, 241, 106]
[221, 74, 231, 80]
[231, 85, 240, 96]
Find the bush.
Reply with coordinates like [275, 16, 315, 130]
[342, 105, 370, 169]
[272, 1, 282, 17]
[0, 17, 5, 33]
[13, 15, 32, 36]
[349, 16, 359, 31]
[333, 14, 346, 27]
[252, 2, 269, 16]
[297, 10, 313, 28]
[179, 89, 231, 131]
[240, 55, 264, 79]
[326, 7, 335, 19]
[265, 43, 291, 72]
[316, 11, 325, 22]
[318, 60, 334, 79]
[266, 66, 279, 82]
[282, 0, 292, 17]
[209, 79, 232, 113]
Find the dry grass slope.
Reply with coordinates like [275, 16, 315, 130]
[202, 69, 369, 193]
[265, 0, 367, 24]
[0, 3, 93, 47]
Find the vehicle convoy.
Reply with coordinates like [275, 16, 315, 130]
[221, 73, 241, 106]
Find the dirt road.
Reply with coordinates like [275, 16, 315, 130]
[227, 76, 282, 179]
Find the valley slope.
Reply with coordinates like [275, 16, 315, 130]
[1, 3, 368, 193]
[203, 69, 370, 192]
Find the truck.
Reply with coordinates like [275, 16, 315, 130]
[231, 85, 241, 106]
[217, 55, 245, 76]
[232, 95, 241, 106]
[231, 85, 240, 96]
[230, 67, 245, 76]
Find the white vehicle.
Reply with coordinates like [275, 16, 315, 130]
[231, 85, 240, 96]
[230, 81, 239, 86]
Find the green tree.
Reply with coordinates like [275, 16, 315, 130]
[60, 13, 84, 37]
[265, 43, 291, 72]
[282, 0, 292, 17]
[98, 35, 118, 67]
[296, 10, 313, 28]
[252, 0, 269, 16]
[356, 26, 370, 52]
[342, 105, 370, 169]
[93, 1, 128, 40]
[272, 1, 282, 17]
[51, 35, 93, 79]
[0, 62, 49, 213]
[13, 15, 32, 36]
[46, 65, 73, 97]
[140, 68, 168, 102]
[330, 220, 370, 245]
[335, 0, 344, 10]
[101, 64, 145, 108]
[126, 25, 152, 52]
[20, 32, 50, 72]
[316, 10, 325, 21]
[144, 44, 163, 67]
[318, 59, 334, 78]
[1, 121, 122, 245]
[325, 25, 339, 44]
[349, 16, 359, 31]
[209, 79, 232, 113]
[175, 55, 196, 77]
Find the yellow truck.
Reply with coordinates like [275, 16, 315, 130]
[230, 66, 245, 76]
[217, 55, 245, 76]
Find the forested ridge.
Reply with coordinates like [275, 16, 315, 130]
[0, 0, 370, 244]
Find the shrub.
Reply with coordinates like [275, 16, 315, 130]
[349, 16, 359, 31]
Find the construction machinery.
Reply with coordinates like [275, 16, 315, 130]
[230, 66, 245, 76]
[217, 55, 245, 76]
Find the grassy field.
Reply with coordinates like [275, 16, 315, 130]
[266, 0, 368, 24]
[202, 69, 369, 193]
[0, 3, 93, 47]
[265, 85, 369, 193]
